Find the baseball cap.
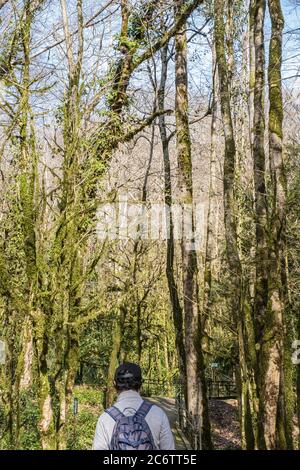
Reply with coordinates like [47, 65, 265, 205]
[114, 363, 142, 385]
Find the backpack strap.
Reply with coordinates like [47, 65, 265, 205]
[136, 400, 153, 418]
[105, 406, 124, 422]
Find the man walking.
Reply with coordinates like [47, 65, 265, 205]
[93, 362, 175, 450]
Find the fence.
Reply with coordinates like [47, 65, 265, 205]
[143, 377, 237, 400]
[207, 379, 237, 399]
[176, 393, 202, 450]
[141, 379, 174, 398]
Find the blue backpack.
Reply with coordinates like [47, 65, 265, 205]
[105, 400, 155, 450]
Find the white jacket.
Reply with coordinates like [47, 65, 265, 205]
[92, 390, 175, 450]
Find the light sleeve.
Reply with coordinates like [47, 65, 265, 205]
[92, 414, 111, 450]
[158, 410, 175, 450]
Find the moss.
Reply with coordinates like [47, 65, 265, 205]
[268, 0, 284, 140]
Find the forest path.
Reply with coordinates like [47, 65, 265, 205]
[145, 396, 190, 450]
[144, 397, 241, 450]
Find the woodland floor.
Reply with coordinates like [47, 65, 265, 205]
[208, 399, 241, 449]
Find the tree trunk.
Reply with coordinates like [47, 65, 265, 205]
[0, 0, 9, 10]
[202, 46, 217, 353]
[20, 321, 33, 390]
[251, 0, 286, 449]
[174, 0, 198, 416]
[174, 3, 211, 448]
[157, 44, 187, 386]
[267, 0, 293, 449]
[214, 0, 259, 449]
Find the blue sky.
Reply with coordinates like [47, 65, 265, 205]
[276, 0, 300, 88]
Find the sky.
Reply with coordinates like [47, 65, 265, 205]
[1, 0, 299, 125]
[276, 0, 300, 90]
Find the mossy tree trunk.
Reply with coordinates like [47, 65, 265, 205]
[47, 0, 85, 450]
[214, 0, 259, 449]
[174, 0, 212, 448]
[17, 0, 56, 450]
[175, 0, 198, 415]
[201, 46, 217, 358]
[267, 0, 293, 449]
[157, 43, 187, 391]
[251, 0, 272, 450]
[249, 0, 290, 449]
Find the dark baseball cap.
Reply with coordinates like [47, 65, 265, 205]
[114, 362, 142, 383]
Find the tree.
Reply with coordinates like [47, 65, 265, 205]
[174, 0, 212, 448]
[157, 43, 187, 394]
[267, 0, 293, 448]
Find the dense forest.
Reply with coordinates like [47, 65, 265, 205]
[0, 0, 300, 451]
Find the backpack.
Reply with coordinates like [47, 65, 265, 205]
[105, 400, 155, 450]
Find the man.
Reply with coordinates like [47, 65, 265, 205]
[93, 362, 175, 450]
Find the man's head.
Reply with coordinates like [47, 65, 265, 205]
[114, 362, 142, 393]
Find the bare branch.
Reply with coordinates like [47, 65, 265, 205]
[122, 109, 172, 143]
